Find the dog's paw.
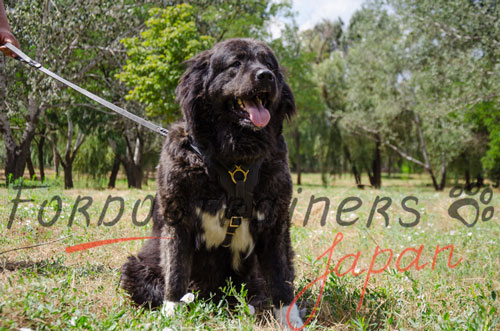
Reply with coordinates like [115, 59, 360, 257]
[248, 304, 256, 315]
[274, 304, 305, 330]
[180, 292, 195, 304]
[161, 293, 195, 317]
[161, 301, 179, 317]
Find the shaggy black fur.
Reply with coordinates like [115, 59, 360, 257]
[121, 38, 298, 311]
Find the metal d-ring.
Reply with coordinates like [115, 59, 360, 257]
[228, 165, 249, 184]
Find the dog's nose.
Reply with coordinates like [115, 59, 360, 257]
[256, 69, 274, 82]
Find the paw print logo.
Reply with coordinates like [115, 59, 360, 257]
[448, 186, 495, 227]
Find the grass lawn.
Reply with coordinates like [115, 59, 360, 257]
[0, 173, 499, 330]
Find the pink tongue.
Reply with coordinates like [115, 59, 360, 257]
[242, 99, 271, 127]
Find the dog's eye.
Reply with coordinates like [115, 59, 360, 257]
[230, 61, 241, 68]
[266, 62, 274, 70]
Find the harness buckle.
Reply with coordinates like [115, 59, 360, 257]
[229, 216, 242, 228]
[228, 165, 249, 184]
[222, 216, 243, 247]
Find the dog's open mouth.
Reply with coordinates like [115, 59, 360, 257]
[234, 94, 271, 128]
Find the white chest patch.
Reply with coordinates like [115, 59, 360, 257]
[196, 207, 255, 270]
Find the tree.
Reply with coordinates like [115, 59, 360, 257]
[385, 0, 500, 189]
[189, 0, 289, 42]
[118, 4, 213, 121]
[1, 0, 154, 185]
[302, 18, 344, 64]
[467, 102, 500, 186]
[332, 1, 486, 190]
[272, 22, 326, 185]
[335, 5, 404, 188]
[117, 2, 289, 188]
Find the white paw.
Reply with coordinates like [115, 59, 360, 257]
[180, 292, 195, 304]
[248, 304, 255, 315]
[161, 293, 195, 317]
[274, 304, 305, 330]
[161, 301, 179, 317]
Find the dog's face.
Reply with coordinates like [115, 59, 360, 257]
[176, 38, 295, 159]
[204, 39, 281, 130]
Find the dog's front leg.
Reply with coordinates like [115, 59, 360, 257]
[160, 225, 194, 316]
[256, 226, 304, 330]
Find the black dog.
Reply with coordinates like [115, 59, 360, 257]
[120, 38, 303, 329]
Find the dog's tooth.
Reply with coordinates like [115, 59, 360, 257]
[256, 96, 262, 105]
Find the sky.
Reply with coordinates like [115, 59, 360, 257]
[270, 0, 365, 38]
[293, 0, 365, 30]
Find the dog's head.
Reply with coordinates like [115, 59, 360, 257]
[176, 38, 295, 162]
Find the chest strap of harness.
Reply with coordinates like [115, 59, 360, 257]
[211, 160, 263, 248]
[189, 138, 263, 248]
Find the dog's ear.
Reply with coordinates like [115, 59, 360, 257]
[176, 49, 212, 129]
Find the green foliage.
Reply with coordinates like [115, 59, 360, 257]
[304, 0, 500, 187]
[272, 23, 329, 178]
[467, 101, 500, 177]
[118, 4, 213, 121]
[3, 0, 500, 188]
[192, 0, 290, 41]
[386, 0, 500, 180]
[73, 135, 114, 182]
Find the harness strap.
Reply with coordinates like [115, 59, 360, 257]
[221, 216, 242, 248]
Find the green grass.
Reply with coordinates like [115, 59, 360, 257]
[0, 173, 499, 330]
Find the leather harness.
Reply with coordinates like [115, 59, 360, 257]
[190, 139, 263, 248]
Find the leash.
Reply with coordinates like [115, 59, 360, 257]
[3, 42, 168, 137]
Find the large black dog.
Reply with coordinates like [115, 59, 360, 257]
[120, 38, 303, 329]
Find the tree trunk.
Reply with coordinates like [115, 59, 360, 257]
[430, 153, 447, 191]
[27, 152, 36, 180]
[108, 155, 120, 189]
[3, 145, 30, 184]
[53, 142, 59, 177]
[475, 174, 484, 187]
[63, 162, 74, 189]
[37, 136, 45, 182]
[465, 167, 471, 191]
[123, 161, 143, 189]
[0, 57, 41, 185]
[344, 146, 362, 188]
[438, 165, 446, 191]
[371, 139, 382, 188]
[108, 131, 144, 189]
[387, 154, 392, 178]
[429, 169, 439, 191]
[294, 127, 301, 185]
[143, 168, 150, 186]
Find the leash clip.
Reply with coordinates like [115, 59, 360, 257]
[158, 127, 169, 137]
[17, 56, 41, 69]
